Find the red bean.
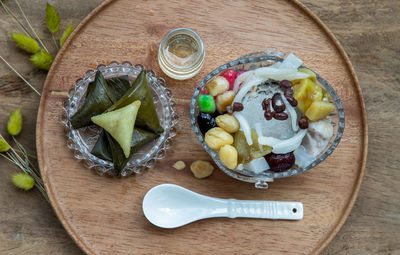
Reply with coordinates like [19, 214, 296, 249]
[263, 98, 274, 120]
[299, 116, 309, 129]
[285, 95, 298, 107]
[272, 93, 285, 113]
[264, 110, 274, 120]
[262, 98, 268, 110]
[274, 112, 288, 120]
[265, 152, 295, 172]
[232, 102, 244, 112]
[280, 80, 293, 89]
[284, 87, 293, 96]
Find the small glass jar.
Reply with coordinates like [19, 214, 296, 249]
[158, 28, 205, 80]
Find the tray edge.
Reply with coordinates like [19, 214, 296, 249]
[35, 0, 369, 254]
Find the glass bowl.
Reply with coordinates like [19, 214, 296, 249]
[63, 61, 178, 177]
[190, 51, 345, 188]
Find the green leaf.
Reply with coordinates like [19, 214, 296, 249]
[10, 33, 40, 54]
[70, 71, 115, 129]
[11, 173, 34, 191]
[107, 70, 164, 133]
[46, 3, 60, 34]
[7, 108, 23, 136]
[29, 49, 54, 70]
[59, 25, 74, 47]
[91, 130, 112, 161]
[0, 136, 10, 152]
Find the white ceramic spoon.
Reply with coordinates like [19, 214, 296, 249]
[142, 184, 303, 228]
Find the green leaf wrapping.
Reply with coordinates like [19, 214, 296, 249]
[10, 33, 39, 54]
[107, 70, 164, 133]
[89, 75, 159, 174]
[29, 49, 54, 70]
[106, 75, 131, 100]
[46, 3, 60, 34]
[91, 130, 112, 161]
[106, 132, 126, 176]
[70, 71, 115, 129]
[59, 25, 74, 47]
[98, 128, 158, 174]
[7, 108, 23, 136]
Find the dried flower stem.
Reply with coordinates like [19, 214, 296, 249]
[0, 0, 33, 38]
[52, 34, 59, 50]
[14, 0, 50, 53]
[0, 134, 48, 202]
[0, 55, 41, 96]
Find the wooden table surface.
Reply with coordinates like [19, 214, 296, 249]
[0, 0, 398, 254]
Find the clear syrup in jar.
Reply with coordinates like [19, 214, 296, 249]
[158, 28, 205, 80]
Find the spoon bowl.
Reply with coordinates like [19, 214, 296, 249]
[142, 184, 303, 228]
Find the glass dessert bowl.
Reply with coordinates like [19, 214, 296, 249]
[190, 51, 345, 188]
[63, 62, 177, 177]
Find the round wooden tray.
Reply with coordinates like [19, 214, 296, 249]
[36, 0, 368, 254]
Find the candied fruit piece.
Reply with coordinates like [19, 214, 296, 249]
[206, 76, 229, 96]
[198, 94, 216, 113]
[173, 161, 186, 170]
[216, 90, 235, 114]
[197, 112, 217, 134]
[293, 78, 322, 113]
[190, 160, 214, 178]
[219, 145, 238, 169]
[249, 130, 272, 159]
[220, 69, 237, 90]
[204, 127, 233, 149]
[305, 101, 335, 121]
[322, 89, 331, 101]
[233, 131, 251, 164]
[215, 114, 239, 133]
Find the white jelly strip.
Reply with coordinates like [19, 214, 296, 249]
[233, 112, 253, 146]
[258, 129, 307, 154]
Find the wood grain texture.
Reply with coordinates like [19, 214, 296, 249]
[35, 0, 367, 254]
[0, 0, 399, 255]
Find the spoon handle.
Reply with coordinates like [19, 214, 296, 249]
[226, 199, 303, 220]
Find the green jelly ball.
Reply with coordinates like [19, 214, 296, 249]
[198, 95, 215, 113]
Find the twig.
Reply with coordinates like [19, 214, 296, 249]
[12, 137, 40, 175]
[0, 141, 48, 202]
[51, 34, 59, 50]
[13, 148, 37, 159]
[14, 0, 50, 53]
[0, 0, 33, 38]
[0, 55, 41, 96]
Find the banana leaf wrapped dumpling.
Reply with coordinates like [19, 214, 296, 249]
[70, 71, 115, 129]
[107, 70, 164, 134]
[92, 128, 159, 174]
[106, 75, 131, 100]
[92, 100, 141, 158]
[70, 70, 163, 175]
